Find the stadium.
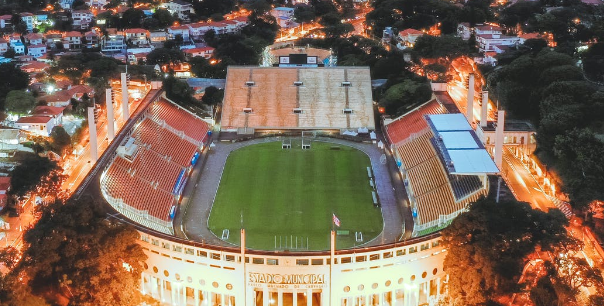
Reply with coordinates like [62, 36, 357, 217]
[83, 62, 500, 306]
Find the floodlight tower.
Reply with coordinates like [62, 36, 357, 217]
[87, 106, 98, 162]
[466, 73, 475, 124]
[121, 72, 129, 121]
[480, 90, 488, 128]
[106, 88, 115, 140]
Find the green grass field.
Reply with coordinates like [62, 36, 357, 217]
[208, 141, 383, 251]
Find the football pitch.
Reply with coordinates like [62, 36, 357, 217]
[208, 140, 383, 250]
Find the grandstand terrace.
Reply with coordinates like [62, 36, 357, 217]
[385, 100, 489, 236]
[100, 98, 211, 235]
[221, 67, 375, 133]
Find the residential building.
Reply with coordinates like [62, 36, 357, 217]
[84, 30, 100, 48]
[0, 38, 8, 54]
[101, 29, 126, 52]
[183, 47, 214, 59]
[474, 24, 504, 36]
[63, 31, 83, 49]
[86, 0, 107, 8]
[32, 105, 66, 126]
[39, 91, 72, 107]
[72, 10, 93, 30]
[187, 22, 212, 39]
[67, 84, 94, 100]
[45, 32, 63, 49]
[20, 13, 34, 32]
[20, 61, 50, 73]
[24, 33, 43, 45]
[59, 0, 75, 9]
[160, 0, 194, 21]
[0, 128, 21, 145]
[518, 32, 542, 44]
[476, 33, 520, 53]
[124, 28, 150, 46]
[270, 7, 296, 28]
[11, 41, 25, 55]
[150, 31, 167, 44]
[0, 15, 11, 30]
[397, 28, 424, 48]
[28, 44, 47, 58]
[167, 25, 190, 40]
[15, 116, 56, 136]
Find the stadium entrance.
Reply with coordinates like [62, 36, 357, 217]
[253, 289, 322, 306]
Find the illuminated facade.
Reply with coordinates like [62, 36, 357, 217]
[139, 230, 447, 306]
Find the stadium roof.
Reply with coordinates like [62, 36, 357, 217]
[427, 113, 499, 175]
[221, 66, 375, 131]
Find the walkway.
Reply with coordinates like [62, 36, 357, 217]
[179, 136, 406, 249]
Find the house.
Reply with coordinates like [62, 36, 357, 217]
[150, 31, 167, 44]
[84, 30, 100, 49]
[0, 15, 11, 30]
[270, 7, 296, 28]
[11, 42, 25, 55]
[32, 105, 66, 125]
[397, 28, 424, 48]
[63, 31, 83, 49]
[15, 116, 55, 136]
[59, 0, 75, 9]
[518, 32, 542, 44]
[39, 91, 73, 107]
[86, 0, 107, 8]
[15, 55, 34, 62]
[476, 33, 520, 53]
[128, 52, 148, 64]
[160, 0, 194, 21]
[24, 33, 43, 45]
[474, 24, 504, 36]
[124, 28, 150, 46]
[20, 61, 50, 73]
[27, 44, 47, 58]
[0, 176, 10, 209]
[183, 47, 214, 59]
[187, 22, 212, 39]
[0, 38, 8, 54]
[167, 25, 190, 40]
[67, 84, 94, 100]
[101, 29, 126, 52]
[44, 32, 63, 48]
[71, 10, 93, 30]
[20, 12, 34, 32]
[457, 22, 472, 40]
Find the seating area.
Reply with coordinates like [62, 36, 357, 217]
[131, 119, 198, 167]
[396, 132, 437, 169]
[247, 68, 298, 128]
[148, 99, 211, 145]
[449, 174, 483, 200]
[102, 162, 175, 222]
[385, 99, 446, 146]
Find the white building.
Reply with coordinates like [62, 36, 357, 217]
[183, 47, 214, 59]
[20, 13, 34, 32]
[125, 28, 150, 46]
[397, 28, 424, 49]
[72, 10, 93, 30]
[28, 44, 47, 58]
[0, 38, 8, 54]
[271, 7, 297, 28]
[86, 0, 107, 8]
[59, 0, 75, 9]
[24, 33, 43, 45]
[0, 15, 11, 30]
[160, 0, 194, 21]
[168, 25, 191, 40]
[14, 116, 55, 136]
[63, 31, 83, 49]
[476, 33, 520, 53]
[101, 31, 126, 52]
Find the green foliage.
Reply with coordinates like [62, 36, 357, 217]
[413, 35, 470, 60]
[0, 63, 30, 109]
[442, 197, 569, 305]
[378, 79, 432, 116]
[190, 57, 227, 78]
[192, 0, 235, 19]
[530, 277, 559, 306]
[201, 86, 224, 105]
[50, 126, 72, 155]
[52, 53, 121, 83]
[582, 42, 604, 82]
[19, 197, 147, 306]
[9, 153, 61, 197]
[163, 76, 198, 107]
[151, 8, 174, 29]
[4, 90, 36, 115]
[145, 48, 185, 65]
[294, 4, 316, 23]
[120, 8, 145, 29]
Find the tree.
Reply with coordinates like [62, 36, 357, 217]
[582, 42, 604, 82]
[19, 197, 147, 306]
[413, 35, 470, 61]
[442, 197, 569, 305]
[163, 75, 198, 107]
[152, 8, 174, 28]
[378, 79, 432, 116]
[192, 0, 235, 19]
[50, 126, 72, 155]
[294, 4, 316, 24]
[553, 255, 603, 296]
[145, 48, 185, 65]
[244, 0, 272, 15]
[0, 63, 30, 108]
[120, 8, 145, 29]
[9, 153, 62, 198]
[201, 86, 224, 105]
[4, 90, 36, 115]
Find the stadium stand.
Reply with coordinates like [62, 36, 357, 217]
[384, 99, 446, 146]
[221, 67, 375, 132]
[385, 99, 488, 236]
[101, 98, 212, 235]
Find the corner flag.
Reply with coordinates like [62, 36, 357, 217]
[332, 214, 341, 227]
